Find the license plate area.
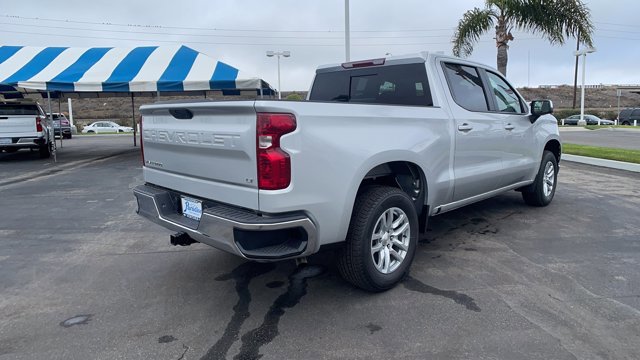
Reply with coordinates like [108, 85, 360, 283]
[181, 196, 202, 221]
[0, 138, 11, 145]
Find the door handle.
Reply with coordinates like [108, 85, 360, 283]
[504, 123, 515, 131]
[457, 123, 473, 132]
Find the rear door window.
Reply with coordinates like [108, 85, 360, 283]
[442, 63, 489, 112]
[631, 109, 640, 119]
[309, 63, 433, 106]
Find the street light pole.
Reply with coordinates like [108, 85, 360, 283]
[345, 0, 350, 62]
[575, 47, 596, 126]
[266, 50, 291, 99]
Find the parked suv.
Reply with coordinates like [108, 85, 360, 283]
[48, 113, 72, 139]
[617, 108, 640, 126]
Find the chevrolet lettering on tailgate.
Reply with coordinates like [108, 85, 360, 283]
[143, 129, 240, 148]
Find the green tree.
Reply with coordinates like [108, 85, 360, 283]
[452, 0, 594, 76]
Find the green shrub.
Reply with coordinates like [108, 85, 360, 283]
[285, 93, 304, 101]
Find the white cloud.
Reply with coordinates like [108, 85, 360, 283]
[1, 0, 639, 90]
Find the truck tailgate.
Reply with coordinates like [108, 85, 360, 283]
[0, 115, 36, 137]
[140, 101, 259, 210]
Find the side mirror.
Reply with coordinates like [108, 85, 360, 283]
[529, 100, 553, 123]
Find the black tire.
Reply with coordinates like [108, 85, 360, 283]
[338, 186, 419, 292]
[64, 133, 72, 139]
[39, 142, 51, 159]
[522, 150, 558, 207]
[622, 121, 631, 126]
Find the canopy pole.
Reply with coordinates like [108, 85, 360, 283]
[260, 87, 264, 99]
[57, 96, 63, 149]
[68, 98, 74, 129]
[131, 93, 137, 147]
[46, 91, 56, 162]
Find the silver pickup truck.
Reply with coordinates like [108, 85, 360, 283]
[133, 53, 561, 291]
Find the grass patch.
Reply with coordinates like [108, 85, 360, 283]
[563, 143, 640, 164]
[584, 125, 640, 130]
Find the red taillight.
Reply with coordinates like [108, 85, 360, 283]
[139, 116, 145, 165]
[256, 112, 296, 190]
[36, 117, 43, 132]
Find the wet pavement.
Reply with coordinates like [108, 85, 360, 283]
[1, 137, 639, 359]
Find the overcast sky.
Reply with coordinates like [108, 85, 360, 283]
[2, 0, 639, 91]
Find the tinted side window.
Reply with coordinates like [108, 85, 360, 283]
[619, 110, 631, 119]
[486, 71, 524, 113]
[309, 64, 433, 106]
[442, 63, 489, 112]
[631, 109, 640, 118]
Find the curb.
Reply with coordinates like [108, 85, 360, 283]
[562, 154, 640, 173]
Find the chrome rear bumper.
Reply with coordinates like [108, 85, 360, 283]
[133, 184, 317, 260]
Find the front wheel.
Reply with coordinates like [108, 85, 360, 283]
[522, 150, 558, 207]
[338, 186, 418, 292]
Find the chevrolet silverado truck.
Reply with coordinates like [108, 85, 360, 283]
[0, 100, 55, 158]
[133, 53, 561, 291]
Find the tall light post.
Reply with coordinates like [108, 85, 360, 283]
[575, 47, 596, 126]
[266, 50, 290, 99]
[345, 0, 350, 62]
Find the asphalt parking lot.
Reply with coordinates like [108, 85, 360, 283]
[560, 127, 640, 150]
[1, 136, 639, 360]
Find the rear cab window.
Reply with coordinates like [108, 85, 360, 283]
[308, 63, 433, 106]
[0, 104, 41, 116]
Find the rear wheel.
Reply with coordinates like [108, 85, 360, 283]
[338, 186, 418, 292]
[39, 142, 52, 159]
[522, 150, 558, 207]
[622, 121, 631, 126]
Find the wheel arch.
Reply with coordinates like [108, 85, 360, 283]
[358, 161, 428, 215]
[544, 139, 561, 163]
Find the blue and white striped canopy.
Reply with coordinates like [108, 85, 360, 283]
[0, 45, 270, 93]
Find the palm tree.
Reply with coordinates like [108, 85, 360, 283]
[452, 0, 594, 76]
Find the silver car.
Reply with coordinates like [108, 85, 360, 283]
[563, 114, 614, 125]
[82, 121, 133, 134]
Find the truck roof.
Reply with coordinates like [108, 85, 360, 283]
[316, 51, 498, 74]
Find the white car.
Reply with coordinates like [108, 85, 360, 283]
[82, 121, 133, 134]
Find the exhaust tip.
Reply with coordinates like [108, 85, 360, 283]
[170, 232, 198, 246]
